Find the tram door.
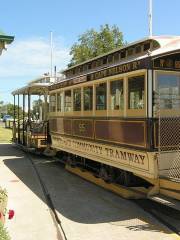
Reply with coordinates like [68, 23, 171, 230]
[155, 72, 180, 181]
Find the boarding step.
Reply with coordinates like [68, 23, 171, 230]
[159, 178, 180, 201]
[148, 194, 180, 211]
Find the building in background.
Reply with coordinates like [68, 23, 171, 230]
[0, 30, 14, 55]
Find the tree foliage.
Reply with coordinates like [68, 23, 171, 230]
[0, 103, 24, 119]
[69, 24, 125, 66]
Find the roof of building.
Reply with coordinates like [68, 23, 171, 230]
[0, 30, 14, 44]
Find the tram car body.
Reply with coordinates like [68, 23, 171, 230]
[12, 76, 55, 152]
[48, 36, 180, 199]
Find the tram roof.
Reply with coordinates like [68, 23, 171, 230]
[64, 35, 180, 71]
[12, 82, 50, 95]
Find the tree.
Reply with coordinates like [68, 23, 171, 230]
[69, 24, 125, 66]
[0, 103, 24, 119]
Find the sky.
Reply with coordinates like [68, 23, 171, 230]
[0, 0, 180, 103]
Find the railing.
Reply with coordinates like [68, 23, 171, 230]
[154, 93, 180, 180]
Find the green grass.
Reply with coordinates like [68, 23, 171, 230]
[0, 123, 12, 143]
[0, 222, 10, 240]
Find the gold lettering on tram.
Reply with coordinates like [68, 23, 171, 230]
[52, 136, 149, 170]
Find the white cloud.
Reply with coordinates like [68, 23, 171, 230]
[0, 36, 71, 78]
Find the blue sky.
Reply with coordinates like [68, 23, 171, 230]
[0, 0, 180, 103]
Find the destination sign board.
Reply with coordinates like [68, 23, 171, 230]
[153, 53, 180, 70]
[88, 59, 149, 81]
[49, 58, 150, 91]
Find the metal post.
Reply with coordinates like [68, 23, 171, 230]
[17, 94, 20, 143]
[50, 31, 53, 77]
[28, 93, 31, 122]
[13, 95, 16, 123]
[149, 0, 153, 37]
[23, 94, 25, 145]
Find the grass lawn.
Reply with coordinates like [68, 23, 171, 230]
[0, 123, 12, 143]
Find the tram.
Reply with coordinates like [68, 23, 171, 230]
[12, 75, 56, 152]
[48, 36, 180, 200]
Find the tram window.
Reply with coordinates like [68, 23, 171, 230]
[114, 52, 120, 62]
[73, 88, 81, 111]
[83, 64, 88, 71]
[88, 63, 92, 70]
[49, 94, 56, 112]
[64, 90, 72, 112]
[120, 51, 126, 59]
[128, 76, 144, 109]
[127, 48, 134, 56]
[97, 59, 102, 67]
[96, 83, 107, 110]
[75, 68, 79, 74]
[143, 42, 150, 51]
[79, 66, 83, 73]
[135, 45, 142, 54]
[110, 80, 124, 110]
[103, 57, 107, 65]
[57, 92, 63, 112]
[84, 86, 93, 111]
[157, 73, 180, 109]
[92, 61, 97, 68]
[152, 41, 159, 49]
[108, 55, 113, 64]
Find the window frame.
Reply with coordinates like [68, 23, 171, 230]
[126, 72, 147, 117]
[109, 78, 124, 116]
[95, 81, 107, 115]
[49, 93, 56, 113]
[73, 88, 82, 112]
[64, 89, 72, 113]
[154, 70, 180, 117]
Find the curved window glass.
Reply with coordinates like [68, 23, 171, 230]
[57, 92, 63, 112]
[157, 72, 180, 109]
[64, 90, 72, 112]
[96, 83, 107, 110]
[84, 86, 93, 111]
[110, 80, 124, 110]
[49, 94, 56, 112]
[128, 76, 144, 109]
[73, 88, 81, 111]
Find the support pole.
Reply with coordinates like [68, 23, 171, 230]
[23, 94, 25, 145]
[149, 0, 153, 37]
[12, 95, 16, 142]
[28, 93, 31, 122]
[13, 95, 16, 123]
[17, 94, 20, 143]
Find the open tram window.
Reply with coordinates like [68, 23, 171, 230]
[107, 55, 113, 64]
[64, 90, 72, 112]
[96, 83, 107, 110]
[128, 76, 145, 109]
[84, 86, 93, 111]
[156, 72, 180, 109]
[110, 80, 124, 110]
[49, 94, 56, 112]
[114, 52, 120, 62]
[57, 92, 63, 112]
[73, 88, 81, 111]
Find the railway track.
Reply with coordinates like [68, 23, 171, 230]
[26, 152, 67, 240]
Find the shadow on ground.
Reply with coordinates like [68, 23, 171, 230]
[2, 144, 164, 233]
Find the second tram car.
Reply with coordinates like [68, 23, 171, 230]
[48, 36, 180, 200]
